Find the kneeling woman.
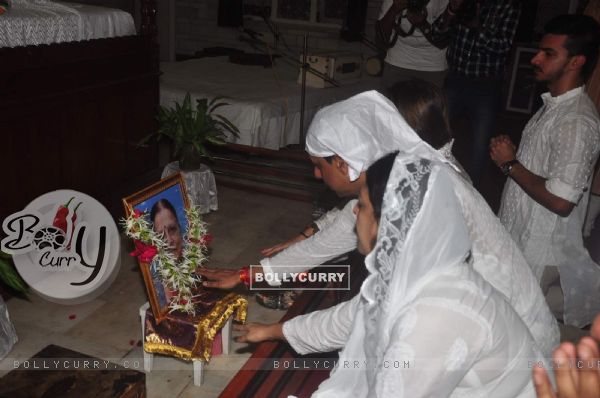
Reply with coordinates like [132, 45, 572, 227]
[236, 151, 542, 397]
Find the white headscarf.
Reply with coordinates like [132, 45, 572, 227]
[305, 90, 454, 181]
[362, 153, 472, 387]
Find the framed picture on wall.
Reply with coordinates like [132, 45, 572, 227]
[505, 46, 544, 114]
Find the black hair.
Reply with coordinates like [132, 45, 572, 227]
[385, 79, 452, 150]
[150, 198, 180, 227]
[366, 151, 399, 219]
[544, 14, 600, 81]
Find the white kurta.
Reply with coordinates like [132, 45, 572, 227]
[260, 199, 358, 277]
[499, 86, 600, 327]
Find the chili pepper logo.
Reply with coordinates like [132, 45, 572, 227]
[1, 189, 121, 304]
[51, 197, 82, 250]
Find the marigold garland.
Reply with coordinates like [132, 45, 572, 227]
[123, 207, 210, 315]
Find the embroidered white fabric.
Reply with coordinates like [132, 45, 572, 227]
[0, 0, 135, 48]
[499, 86, 600, 327]
[284, 157, 541, 397]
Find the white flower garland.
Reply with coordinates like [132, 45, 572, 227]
[123, 206, 208, 315]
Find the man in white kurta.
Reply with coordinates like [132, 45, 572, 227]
[491, 15, 600, 328]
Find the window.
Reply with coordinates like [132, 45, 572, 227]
[270, 0, 348, 27]
[243, 0, 272, 19]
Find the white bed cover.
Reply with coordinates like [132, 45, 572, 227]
[159, 56, 383, 150]
[0, 0, 136, 48]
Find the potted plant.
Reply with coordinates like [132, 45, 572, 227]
[144, 93, 240, 170]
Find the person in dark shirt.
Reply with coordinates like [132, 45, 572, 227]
[419, 0, 522, 184]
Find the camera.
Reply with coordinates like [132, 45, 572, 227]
[407, 0, 429, 13]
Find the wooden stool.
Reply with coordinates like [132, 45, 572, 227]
[138, 302, 233, 386]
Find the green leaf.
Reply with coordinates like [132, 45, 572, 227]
[208, 95, 227, 108]
[214, 115, 240, 138]
[205, 135, 227, 145]
[142, 92, 239, 162]
[193, 142, 208, 158]
[207, 102, 230, 115]
[0, 252, 28, 295]
[196, 98, 208, 112]
[182, 93, 192, 112]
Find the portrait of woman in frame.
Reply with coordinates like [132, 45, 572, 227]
[122, 173, 190, 323]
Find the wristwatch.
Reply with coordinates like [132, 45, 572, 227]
[500, 159, 519, 176]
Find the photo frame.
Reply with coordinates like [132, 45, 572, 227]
[122, 173, 190, 323]
[506, 46, 544, 114]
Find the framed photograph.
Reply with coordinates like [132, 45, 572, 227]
[122, 173, 190, 323]
[506, 46, 544, 114]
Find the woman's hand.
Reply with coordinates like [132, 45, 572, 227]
[234, 323, 285, 344]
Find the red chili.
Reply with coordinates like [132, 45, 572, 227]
[52, 197, 74, 233]
[68, 202, 81, 248]
[52, 197, 82, 249]
[69, 202, 82, 227]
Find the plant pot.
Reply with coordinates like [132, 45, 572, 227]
[179, 147, 203, 171]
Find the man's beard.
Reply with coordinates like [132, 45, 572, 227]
[533, 60, 569, 85]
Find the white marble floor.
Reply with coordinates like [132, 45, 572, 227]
[2, 186, 313, 398]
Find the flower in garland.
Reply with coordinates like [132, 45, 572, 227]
[122, 205, 210, 315]
[129, 240, 158, 263]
